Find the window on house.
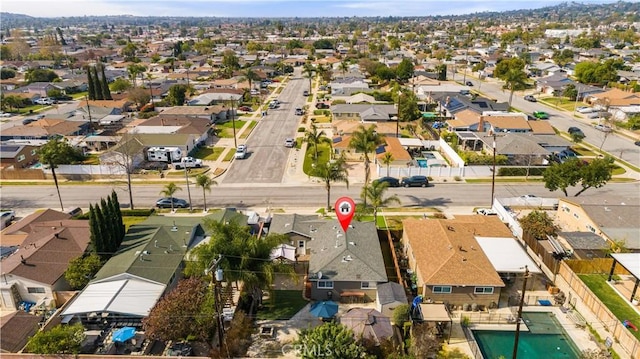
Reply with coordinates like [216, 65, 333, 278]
[31, 150, 37, 155]
[17, 155, 25, 162]
[317, 281, 333, 289]
[361, 282, 371, 289]
[298, 240, 305, 248]
[432, 286, 452, 293]
[27, 287, 46, 294]
[474, 287, 494, 294]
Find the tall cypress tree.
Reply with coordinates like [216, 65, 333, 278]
[89, 204, 105, 256]
[86, 66, 96, 101]
[106, 195, 119, 252]
[94, 204, 108, 258]
[111, 190, 125, 245]
[92, 66, 104, 100]
[100, 198, 114, 253]
[99, 63, 112, 100]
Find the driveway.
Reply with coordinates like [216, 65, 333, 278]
[223, 72, 308, 184]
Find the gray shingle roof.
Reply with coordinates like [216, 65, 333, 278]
[268, 214, 323, 237]
[558, 231, 608, 250]
[308, 219, 387, 283]
[376, 282, 407, 306]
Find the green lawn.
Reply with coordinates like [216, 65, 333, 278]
[256, 290, 308, 320]
[192, 146, 224, 161]
[239, 121, 257, 139]
[539, 97, 577, 111]
[123, 216, 147, 231]
[222, 149, 236, 162]
[216, 120, 246, 138]
[165, 167, 209, 177]
[578, 274, 640, 341]
[302, 143, 331, 176]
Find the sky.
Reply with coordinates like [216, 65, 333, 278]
[0, 0, 628, 18]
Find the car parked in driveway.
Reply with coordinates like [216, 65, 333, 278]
[238, 106, 253, 112]
[156, 197, 189, 208]
[401, 175, 429, 187]
[316, 102, 330, 109]
[374, 176, 400, 187]
[576, 106, 594, 114]
[524, 95, 537, 102]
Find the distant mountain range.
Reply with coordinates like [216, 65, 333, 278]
[1, 1, 639, 29]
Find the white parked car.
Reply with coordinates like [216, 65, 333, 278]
[235, 145, 248, 159]
[284, 138, 295, 148]
[173, 156, 203, 169]
[0, 112, 12, 117]
[0, 210, 16, 230]
[594, 124, 613, 132]
[576, 106, 594, 114]
[476, 208, 497, 216]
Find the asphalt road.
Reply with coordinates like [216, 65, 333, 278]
[222, 71, 308, 184]
[466, 78, 640, 167]
[2, 181, 638, 215]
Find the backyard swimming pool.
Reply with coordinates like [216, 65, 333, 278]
[473, 312, 581, 359]
[416, 159, 428, 168]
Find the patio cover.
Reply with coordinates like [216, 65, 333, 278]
[61, 278, 165, 317]
[398, 138, 424, 147]
[419, 303, 451, 322]
[611, 253, 640, 278]
[475, 237, 542, 274]
[270, 244, 296, 262]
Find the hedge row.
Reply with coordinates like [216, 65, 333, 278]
[497, 167, 546, 176]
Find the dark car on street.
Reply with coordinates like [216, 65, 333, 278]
[568, 127, 585, 138]
[156, 197, 189, 208]
[401, 175, 429, 187]
[524, 95, 537, 102]
[374, 176, 400, 187]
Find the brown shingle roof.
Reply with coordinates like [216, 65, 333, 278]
[1, 209, 71, 246]
[403, 216, 510, 287]
[376, 136, 412, 161]
[0, 311, 41, 353]
[527, 120, 555, 134]
[3, 220, 90, 285]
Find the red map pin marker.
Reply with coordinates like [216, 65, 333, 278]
[335, 196, 355, 232]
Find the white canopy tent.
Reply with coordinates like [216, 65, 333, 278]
[475, 237, 542, 274]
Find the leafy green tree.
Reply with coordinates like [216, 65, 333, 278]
[222, 50, 240, 78]
[166, 84, 188, 106]
[196, 174, 217, 212]
[570, 131, 585, 143]
[64, 253, 102, 290]
[519, 210, 559, 240]
[349, 125, 384, 205]
[575, 156, 615, 197]
[391, 304, 410, 326]
[160, 182, 182, 211]
[395, 58, 414, 82]
[25, 323, 84, 354]
[313, 38, 334, 49]
[552, 49, 575, 68]
[398, 91, 421, 124]
[143, 277, 216, 342]
[562, 84, 578, 101]
[38, 138, 82, 210]
[574, 59, 621, 86]
[312, 155, 350, 210]
[1, 68, 16, 79]
[304, 123, 329, 162]
[294, 322, 371, 359]
[543, 158, 584, 196]
[361, 180, 401, 223]
[111, 78, 132, 92]
[121, 42, 138, 62]
[25, 68, 59, 83]
[127, 87, 151, 109]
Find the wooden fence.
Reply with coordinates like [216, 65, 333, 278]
[0, 168, 45, 180]
[566, 258, 632, 276]
[557, 261, 640, 359]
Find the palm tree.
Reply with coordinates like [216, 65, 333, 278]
[315, 64, 329, 86]
[38, 138, 81, 210]
[241, 68, 260, 94]
[160, 182, 182, 211]
[381, 152, 394, 177]
[304, 123, 329, 162]
[196, 174, 217, 212]
[183, 61, 192, 88]
[127, 63, 146, 87]
[339, 61, 349, 77]
[184, 220, 294, 306]
[361, 180, 401, 223]
[502, 68, 528, 107]
[303, 63, 315, 93]
[348, 125, 384, 206]
[312, 155, 349, 210]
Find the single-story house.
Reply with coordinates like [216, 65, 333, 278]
[331, 104, 397, 122]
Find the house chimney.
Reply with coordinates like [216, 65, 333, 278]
[20, 255, 26, 264]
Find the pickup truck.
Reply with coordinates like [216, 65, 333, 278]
[173, 157, 203, 169]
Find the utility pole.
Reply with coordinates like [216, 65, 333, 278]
[490, 133, 497, 207]
[183, 165, 193, 212]
[512, 266, 531, 359]
[206, 255, 225, 349]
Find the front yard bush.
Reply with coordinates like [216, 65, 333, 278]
[459, 151, 508, 165]
[498, 167, 546, 176]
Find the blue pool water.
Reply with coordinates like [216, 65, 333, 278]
[416, 159, 428, 168]
[473, 312, 580, 359]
